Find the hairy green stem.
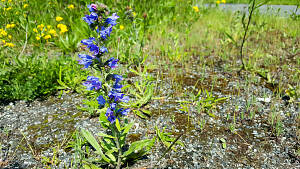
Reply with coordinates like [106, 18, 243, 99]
[240, 0, 256, 70]
[114, 128, 122, 169]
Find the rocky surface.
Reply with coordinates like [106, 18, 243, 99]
[0, 67, 299, 169]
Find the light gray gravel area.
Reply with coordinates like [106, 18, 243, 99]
[0, 66, 299, 168]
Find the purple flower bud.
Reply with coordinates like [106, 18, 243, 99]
[87, 4, 97, 12]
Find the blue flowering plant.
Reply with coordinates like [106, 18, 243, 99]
[77, 3, 155, 168]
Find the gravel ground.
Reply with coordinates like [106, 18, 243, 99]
[0, 66, 299, 169]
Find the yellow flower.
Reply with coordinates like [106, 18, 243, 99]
[43, 34, 51, 40]
[47, 25, 51, 29]
[41, 33, 45, 37]
[132, 12, 137, 17]
[37, 24, 44, 31]
[0, 29, 7, 37]
[48, 29, 56, 35]
[216, 0, 221, 4]
[8, 35, 12, 39]
[2, 40, 5, 44]
[119, 25, 124, 30]
[1, 0, 5, 2]
[56, 16, 63, 22]
[36, 36, 41, 40]
[8, 0, 12, 2]
[5, 43, 15, 47]
[4, 7, 12, 11]
[23, 4, 29, 8]
[67, 4, 74, 9]
[221, 0, 226, 3]
[193, 6, 199, 12]
[57, 24, 68, 34]
[33, 28, 38, 33]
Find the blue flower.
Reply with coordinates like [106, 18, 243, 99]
[117, 108, 130, 116]
[97, 95, 106, 107]
[110, 103, 117, 110]
[106, 108, 116, 123]
[105, 57, 119, 69]
[108, 90, 129, 103]
[98, 26, 113, 40]
[81, 38, 99, 55]
[100, 46, 108, 54]
[113, 82, 123, 90]
[81, 37, 96, 46]
[120, 95, 130, 103]
[87, 4, 97, 12]
[106, 13, 119, 26]
[82, 12, 98, 25]
[78, 54, 94, 68]
[88, 44, 99, 55]
[83, 76, 102, 90]
[113, 74, 123, 83]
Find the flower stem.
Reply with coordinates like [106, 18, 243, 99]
[114, 128, 122, 169]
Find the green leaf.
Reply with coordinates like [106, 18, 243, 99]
[97, 133, 116, 139]
[83, 164, 102, 169]
[122, 139, 154, 158]
[220, 138, 226, 149]
[133, 110, 147, 119]
[115, 118, 121, 132]
[81, 129, 110, 163]
[122, 122, 134, 135]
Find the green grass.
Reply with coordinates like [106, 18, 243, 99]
[203, 0, 300, 5]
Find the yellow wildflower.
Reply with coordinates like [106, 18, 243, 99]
[4, 7, 12, 11]
[8, 0, 12, 2]
[23, 14, 27, 17]
[56, 16, 63, 22]
[67, 4, 74, 9]
[43, 34, 51, 40]
[2, 40, 5, 44]
[47, 25, 51, 29]
[1, 0, 5, 2]
[0, 29, 7, 37]
[6, 24, 16, 29]
[48, 29, 56, 35]
[8, 35, 12, 39]
[221, 0, 226, 3]
[216, 0, 221, 4]
[23, 4, 29, 8]
[33, 28, 38, 33]
[41, 33, 45, 37]
[36, 36, 41, 40]
[5, 43, 15, 47]
[119, 25, 124, 30]
[132, 12, 137, 17]
[193, 6, 199, 12]
[37, 24, 44, 31]
[57, 24, 68, 34]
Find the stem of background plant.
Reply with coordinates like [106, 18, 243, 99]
[239, 0, 256, 71]
[113, 125, 122, 169]
[140, 13, 147, 60]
